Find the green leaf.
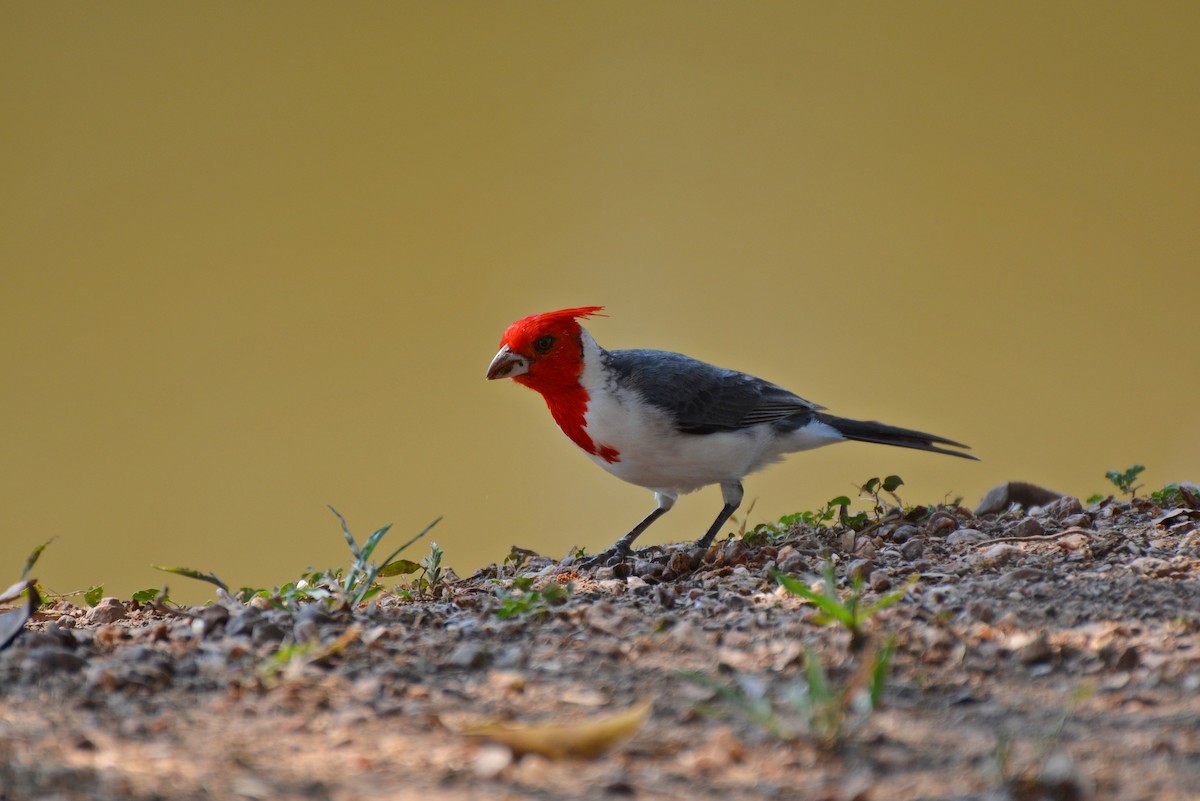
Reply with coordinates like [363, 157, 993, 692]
[131, 588, 162, 604]
[803, 646, 834, 703]
[152, 565, 229, 592]
[869, 637, 896, 708]
[377, 517, 441, 572]
[377, 558, 421, 578]
[771, 569, 854, 627]
[21, 538, 55, 580]
[359, 523, 395, 563]
[882, 475, 904, 493]
[328, 505, 361, 559]
[84, 585, 104, 607]
[861, 478, 880, 494]
[828, 495, 852, 507]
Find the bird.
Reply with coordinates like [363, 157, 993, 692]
[486, 306, 977, 564]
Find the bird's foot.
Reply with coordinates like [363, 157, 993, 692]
[579, 543, 633, 570]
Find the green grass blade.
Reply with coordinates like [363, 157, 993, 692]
[377, 516, 442, 571]
[328, 505, 361, 559]
[152, 565, 229, 592]
[803, 646, 833, 702]
[864, 575, 917, 617]
[21, 538, 55, 580]
[772, 569, 855, 626]
[358, 523, 395, 562]
[869, 637, 896, 708]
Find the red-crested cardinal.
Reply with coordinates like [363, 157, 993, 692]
[486, 306, 977, 563]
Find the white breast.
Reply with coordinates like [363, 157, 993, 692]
[575, 332, 843, 496]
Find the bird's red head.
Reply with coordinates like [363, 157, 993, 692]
[486, 306, 605, 392]
[485, 305, 619, 463]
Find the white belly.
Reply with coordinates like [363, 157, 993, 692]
[580, 386, 843, 496]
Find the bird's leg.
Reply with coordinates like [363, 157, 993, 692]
[582, 493, 675, 567]
[693, 481, 744, 550]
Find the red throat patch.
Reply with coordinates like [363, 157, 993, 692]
[499, 306, 619, 464]
[542, 388, 621, 464]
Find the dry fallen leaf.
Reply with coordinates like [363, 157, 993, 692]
[461, 698, 652, 759]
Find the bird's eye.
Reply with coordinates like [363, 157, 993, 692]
[533, 335, 556, 353]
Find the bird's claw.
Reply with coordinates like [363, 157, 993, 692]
[579, 544, 632, 570]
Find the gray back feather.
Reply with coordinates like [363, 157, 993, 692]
[603, 349, 823, 435]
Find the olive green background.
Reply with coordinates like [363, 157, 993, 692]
[3, 3, 1198, 602]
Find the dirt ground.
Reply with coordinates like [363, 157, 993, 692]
[2, 485, 1199, 801]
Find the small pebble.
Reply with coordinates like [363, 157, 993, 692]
[847, 559, 874, 583]
[447, 642, 492, 670]
[21, 647, 88, 673]
[1003, 567, 1045, 582]
[1007, 517, 1045, 538]
[1114, 645, 1140, 671]
[868, 570, 892, 592]
[946, 529, 988, 546]
[775, 546, 806, 574]
[927, 514, 958, 535]
[975, 543, 1022, 568]
[471, 744, 513, 779]
[667, 550, 697, 575]
[1049, 496, 1085, 519]
[966, 601, 995, 622]
[1016, 632, 1053, 664]
[1129, 556, 1169, 576]
[87, 598, 127, 625]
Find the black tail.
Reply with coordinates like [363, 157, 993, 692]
[816, 413, 979, 461]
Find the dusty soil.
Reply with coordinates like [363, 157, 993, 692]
[3, 487, 1200, 801]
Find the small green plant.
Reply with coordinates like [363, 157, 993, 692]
[6, 539, 55, 608]
[1150, 482, 1199, 508]
[743, 498, 850, 544]
[805, 496, 852, 528]
[1105, 464, 1145, 498]
[21, 538, 53, 582]
[329, 506, 440, 608]
[503, 546, 528, 571]
[258, 623, 362, 687]
[860, 475, 904, 516]
[684, 671, 793, 741]
[494, 576, 571, 619]
[407, 541, 447, 598]
[156, 508, 440, 610]
[153, 564, 230, 592]
[771, 562, 913, 651]
[248, 568, 338, 608]
[684, 638, 895, 749]
[131, 587, 169, 606]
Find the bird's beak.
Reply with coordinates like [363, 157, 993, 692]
[486, 345, 530, 380]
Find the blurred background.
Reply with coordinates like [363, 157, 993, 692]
[3, 3, 1198, 603]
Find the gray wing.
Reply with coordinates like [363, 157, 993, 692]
[604, 349, 824, 434]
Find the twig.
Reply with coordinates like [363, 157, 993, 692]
[971, 526, 1095, 546]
